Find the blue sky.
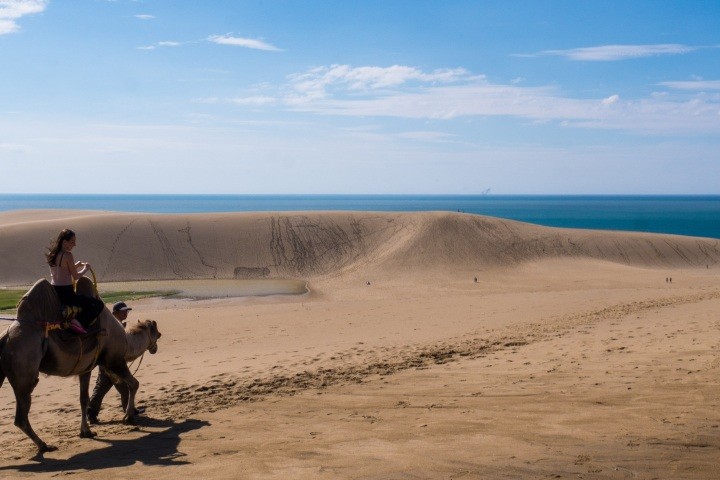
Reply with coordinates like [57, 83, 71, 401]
[1, 0, 719, 194]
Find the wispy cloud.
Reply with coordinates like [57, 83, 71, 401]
[137, 40, 182, 50]
[135, 14, 155, 20]
[660, 80, 720, 90]
[525, 44, 696, 61]
[0, 0, 47, 35]
[138, 33, 282, 53]
[307, 84, 720, 133]
[219, 64, 720, 135]
[208, 34, 282, 52]
[283, 64, 472, 105]
[289, 64, 470, 93]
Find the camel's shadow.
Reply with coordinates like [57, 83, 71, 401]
[0, 417, 210, 473]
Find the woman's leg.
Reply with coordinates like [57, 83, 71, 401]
[75, 295, 105, 327]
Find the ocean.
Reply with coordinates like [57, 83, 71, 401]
[1, 194, 719, 240]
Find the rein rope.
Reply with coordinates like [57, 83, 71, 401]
[81, 266, 104, 374]
[129, 353, 145, 375]
[87, 266, 99, 298]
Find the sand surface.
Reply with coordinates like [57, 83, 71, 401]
[0, 211, 719, 479]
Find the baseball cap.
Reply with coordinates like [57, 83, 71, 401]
[112, 301, 132, 313]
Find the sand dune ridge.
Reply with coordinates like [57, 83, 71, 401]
[0, 210, 718, 285]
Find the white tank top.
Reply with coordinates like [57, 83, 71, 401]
[50, 251, 73, 286]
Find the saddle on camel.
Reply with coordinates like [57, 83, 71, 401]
[54, 281, 102, 336]
[0, 276, 162, 454]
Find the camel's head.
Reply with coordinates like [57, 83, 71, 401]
[136, 319, 161, 354]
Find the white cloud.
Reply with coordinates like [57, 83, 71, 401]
[208, 34, 282, 52]
[135, 14, 155, 20]
[283, 64, 473, 106]
[280, 65, 720, 134]
[660, 80, 720, 90]
[289, 65, 470, 93]
[530, 44, 695, 61]
[602, 94, 620, 105]
[0, 0, 47, 35]
[298, 83, 587, 120]
[138, 40, 182, 50]
[215, 64, 720, 135]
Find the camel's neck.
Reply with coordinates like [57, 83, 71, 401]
[124, 329, 150, 362]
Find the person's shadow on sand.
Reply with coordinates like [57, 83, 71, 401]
[0, 417, 210, 473]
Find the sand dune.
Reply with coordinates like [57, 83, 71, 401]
[1, 210, 718, 286]
[1, 210, 720, 478]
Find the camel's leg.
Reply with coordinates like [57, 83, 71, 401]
[116, 381, 130, 412]
[78, 371, 96, 438]
[106, 363, 139, 425]
[8, 372, 56, 453]
[4, 338, 55, 454]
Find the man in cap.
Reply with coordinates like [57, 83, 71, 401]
[113, 301, 132, 318]
[87, 301, 145, 423]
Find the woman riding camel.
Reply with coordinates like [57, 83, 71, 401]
[46, 228, 104, 334]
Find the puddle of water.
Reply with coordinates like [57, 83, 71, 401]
[101, 279, 308, 299]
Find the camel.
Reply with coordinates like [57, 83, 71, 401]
[0, 277, 162, 454]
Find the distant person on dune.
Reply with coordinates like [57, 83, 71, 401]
[46, 228, 104, 334]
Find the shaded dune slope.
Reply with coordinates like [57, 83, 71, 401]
[0, 210, 718, 285]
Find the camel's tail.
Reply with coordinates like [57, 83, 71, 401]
[0, 329, 7, 388]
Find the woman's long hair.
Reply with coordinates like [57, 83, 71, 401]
[46, 229, 75, 266]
